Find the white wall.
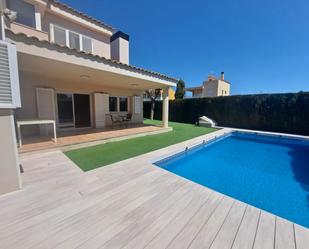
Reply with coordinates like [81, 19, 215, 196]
[111, 37, 129, 64]
[42, 12, 111, 59]
[0, 109, 21, 195]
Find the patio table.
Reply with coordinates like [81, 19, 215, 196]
[16, 119, 57, 148]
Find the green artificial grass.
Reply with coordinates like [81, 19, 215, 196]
[65, 119, 217, 171]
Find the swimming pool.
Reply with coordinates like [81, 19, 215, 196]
[155, 131, 309, 228]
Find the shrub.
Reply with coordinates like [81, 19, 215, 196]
[143, 92, 309, 135]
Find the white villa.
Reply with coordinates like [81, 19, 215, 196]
[0, 0, 177, 195]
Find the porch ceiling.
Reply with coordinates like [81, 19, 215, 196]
[18, 53, 167, 90]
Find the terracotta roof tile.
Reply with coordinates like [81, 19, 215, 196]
[47, 0, 115, 32]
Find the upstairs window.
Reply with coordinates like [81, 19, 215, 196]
[119, 97, 128, 112]
[54, 26, 66, 46]
[8, 0, 36, 28]
[109, 97, 118, 112]
[52, 25, 92, 53]
[69, 31, 80, 50]
[82, 36, 92, 53]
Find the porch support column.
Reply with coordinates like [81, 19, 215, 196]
[162, 86, 169, 128]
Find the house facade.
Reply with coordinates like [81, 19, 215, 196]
[0, 0, 177, 194]
[186, 72, 230, 98]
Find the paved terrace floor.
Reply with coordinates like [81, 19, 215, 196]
[1, 129, 308, 248]
[18, 124, 166, 153]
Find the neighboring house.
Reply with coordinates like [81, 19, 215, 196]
[143, 88, 175, 101]
[186, 72, 230, 98]
[169, 88, 175, 100]
[0, 0, 177, 194]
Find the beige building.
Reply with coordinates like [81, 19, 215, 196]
[0, 0, 177, 194]
[186, 72, 231, 98]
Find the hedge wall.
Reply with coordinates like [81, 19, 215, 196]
[144, 92, 309, 135]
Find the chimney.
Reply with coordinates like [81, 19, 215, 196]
[110, 31, 129, 64]
[220, 72, 225, 80]
[208, 75, 216, 81]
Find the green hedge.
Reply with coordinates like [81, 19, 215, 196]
[144, 92, 309, 135]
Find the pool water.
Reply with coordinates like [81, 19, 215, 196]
[155, 132, 309, 228]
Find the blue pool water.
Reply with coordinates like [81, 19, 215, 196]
[155, 132, 309, 228]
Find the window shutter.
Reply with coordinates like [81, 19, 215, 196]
[0, 41, 21, 109]
[133, 96, 141, 114]
[102, 93, 109, 114]
[36, 88, 55, 135]
[94, 93, 109, 128]
[36, 88, 55, 120]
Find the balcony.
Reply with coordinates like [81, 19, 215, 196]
[8, 22, 49, 41]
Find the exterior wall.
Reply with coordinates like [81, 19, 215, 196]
[191, 89, 203, 98]
[203, 80, 219, 97]
[202, 80, 230, 97]
[169, 88, 175, 100]
[42, 12, 111, 58]
[110, 38, 120, 62]
[111, 37, 129, 64]
[217, 80, 230, 96]
[0, 109, 21, 195]
[15, 71, 144, 136]
[5, 0, 113, 59]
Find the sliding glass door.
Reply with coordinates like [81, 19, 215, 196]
[57, 93, 91, 128]
[57, 93, 74, 128]
[73, 94, 91, 128]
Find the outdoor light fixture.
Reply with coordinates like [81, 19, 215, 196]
[3, 9, 17, 22]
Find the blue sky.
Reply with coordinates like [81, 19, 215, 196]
[62, 0, 309, 95]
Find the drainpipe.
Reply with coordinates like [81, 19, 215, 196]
[0, 0, 6, 40]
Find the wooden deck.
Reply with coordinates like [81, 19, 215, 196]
[1, 129, 308, 248]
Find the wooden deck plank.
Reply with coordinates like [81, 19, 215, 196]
[0, 170, 170, 248]
[231, 205, 261, 249]
[275, 217, 296, 249]
[209, 201, 247, 249]
[32, 176, 185, 249]
[60, 182, 196, 249]
[188, 196, 235, 249]
[0, 167, 161, 235]
[99, 184, 210, 249]
[294, 224, 309, 249]
[253, 211, 276, 249]
[166, 192, 223, 249]
[137, 187, 212, 249]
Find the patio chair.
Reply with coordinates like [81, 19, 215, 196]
[109, 114, 122, 126]
[121, 113, 132, 127]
